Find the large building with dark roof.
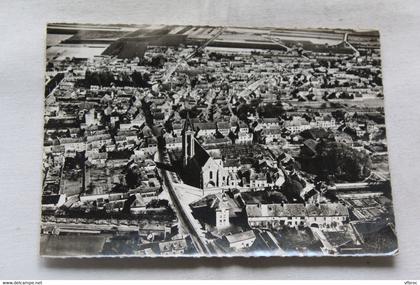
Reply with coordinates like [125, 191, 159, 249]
[179, 113, 232, 190]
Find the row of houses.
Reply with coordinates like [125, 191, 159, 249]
[246, 202, 349, 230]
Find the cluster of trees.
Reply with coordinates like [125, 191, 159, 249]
[179, 107, 201, 120]
[235, 101, 284, 124]
[79, 70, 151, 88]
[143, 54, 167, 69]
[208, 52, 236, 61]
[300, 141, 372, 182]
[125, 161, 148, 189]
[236, 103, 255, 123]
[63, 152, 85, 171]
[256, 102, 285, 118]
[280, 169, 307, 203]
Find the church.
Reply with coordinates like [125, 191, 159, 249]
[180, 113, 235, 190]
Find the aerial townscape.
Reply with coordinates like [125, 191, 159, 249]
[40, 23, 397, 257]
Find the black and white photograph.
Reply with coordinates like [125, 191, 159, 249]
[40, 23, 398, 257]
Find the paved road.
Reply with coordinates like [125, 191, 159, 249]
[262, 35, 291, 51]
[162, 27, 225, 83]
[263, 35, 309, 59]
[144, 103, 210, 254]
[157, 150, 211, 255]
[343, 32, 360, 56]
[236, 77, 267, 103]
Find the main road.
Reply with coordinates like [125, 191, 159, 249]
[156, 150, 211, 255]
[162, 27, 225, 83]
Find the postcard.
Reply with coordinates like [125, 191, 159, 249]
[40, 23, 397, 257]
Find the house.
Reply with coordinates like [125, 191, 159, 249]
[191, 191, 243, 231]
[202, 136, 232, 148]
[195, 122, 217, 137]
[246, 203, 306, 229]
[335, 132, 354, 146]
[116, 129, 138, 141]
[217, 121, 231, 136]
[129, 185, 161, 199]
[249, 172, 268, 189]
[305, 203, 349, 228]
[139, 137, 158, 155]
[246, 203, 349, 229]
[350, 221, 398, 253]
[259, 118, 280, 129]
[238, 121, 249, 133]
[165, 136, 183, 150]
[142, 159, 157, 171]
[301, 139, 319, 157]
[86, 133, 112, 146]
[85, 108, 102, 126]
[312, 114, 337, 129]
[237, 127, 253, 144]
[318, 229, 361, 255]
[248, 167, 285, 190]
[226, 172, 241, 187]
[172, 123, 183, 136]
[223, 230, 256, 251]
[58, 137, 86, 152]
[138, 222, 175, 241]
[87, 152, 108, 165]
[263, 127, 283, 143]
[156, 101, 173, 118]
[129, 193, 147, 214]
[158, 238, 188, 255]
[284, 116, 311, 134]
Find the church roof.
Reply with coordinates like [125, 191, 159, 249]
[191, 138, 210, 167]
[182, 111, 195, 133]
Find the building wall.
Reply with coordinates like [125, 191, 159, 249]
[248, 215, 346, 229]
[201, 158, 229, 189]
[216, 208, 229, 229]
[248, 216, 305, 229]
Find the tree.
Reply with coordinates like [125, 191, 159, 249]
[301, 142, 372, 182]
[150, 54, 166, 68]
[236, 104, 254, 124]
[281, 178, 305, 203]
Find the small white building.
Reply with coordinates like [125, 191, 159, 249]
[224, 230, 256, 251]
[158, 238, 188, 256]
[284, 116, 311, 134]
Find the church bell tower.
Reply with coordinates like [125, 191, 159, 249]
[182, 111, 195, 166]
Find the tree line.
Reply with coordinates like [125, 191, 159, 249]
[77, 70, 151, 88]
